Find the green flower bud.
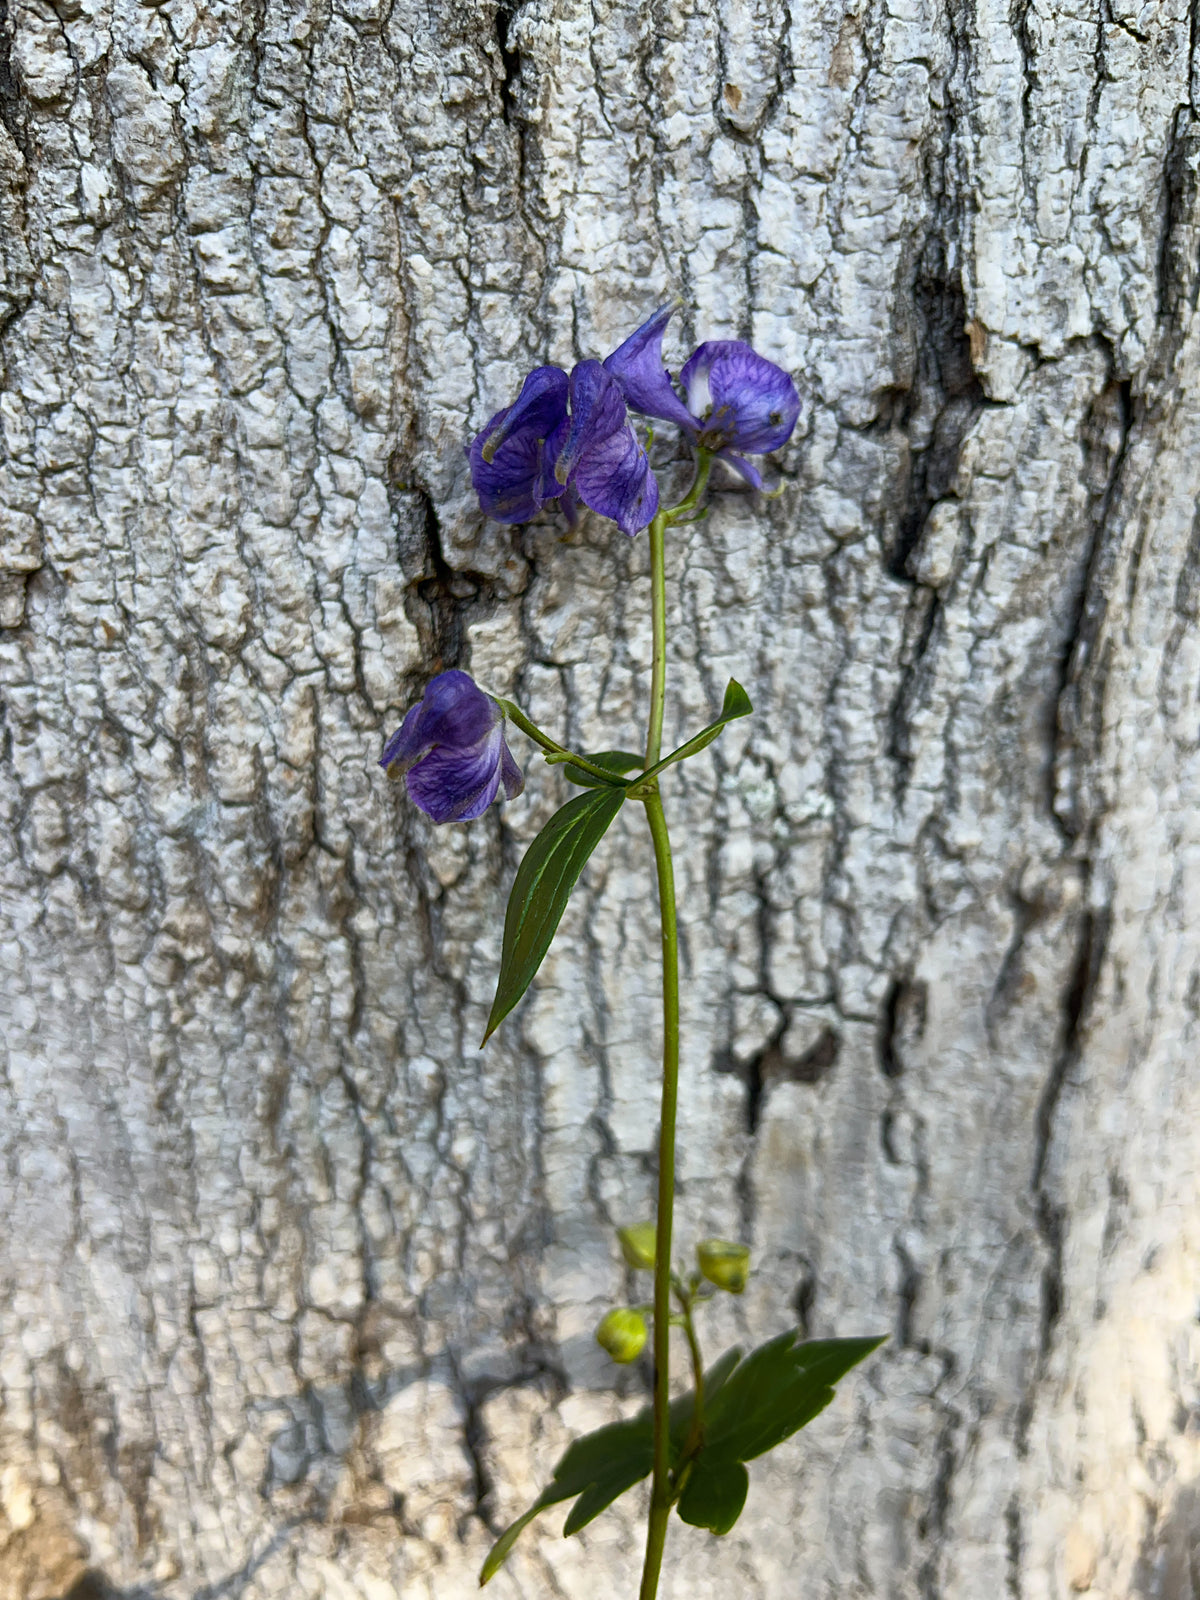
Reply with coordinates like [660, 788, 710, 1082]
[595, 1307, 648, 1364]
[617, 1222, 657, 1271]
[696, 1238, 751, 1295]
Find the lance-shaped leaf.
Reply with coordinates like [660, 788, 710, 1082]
[562, 749, 644, 789]
[637, 678, 752, 784]
[483, 786, 626, 1042]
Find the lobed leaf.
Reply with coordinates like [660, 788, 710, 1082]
[676, 1457, 749, 1536]
[543, 1413, 653, 1503]
[702, 1333, 885, 1465]
[483, 786, 626, 1042]
[478, 1351, 742, 1582]
[479, 1333, 883, 1580]
[561, 1451, 654, 1536]
[479, 1412, 652, 1585]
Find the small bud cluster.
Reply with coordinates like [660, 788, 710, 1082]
[594, 1224, 753, 1364]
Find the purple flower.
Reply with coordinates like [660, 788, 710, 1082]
[556, 361, 658, 534]
[467, 361, 658, 536]
[603, 303, 697, 434]
[605, 303, 801, 488]
[380, 670, 524, 824]
[468, 366, 570, 524]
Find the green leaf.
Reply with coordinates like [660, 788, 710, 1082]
[483, 787, 626, 1043]
[479, 1505, 544, 1585]
[703, 1333, 885, 1464]
[562, 749, 644, 789]
[544, 1413, 653, 1502]
[639, 678, 753, 783]
[478, 1412, 652, 1584]
[676, 1457, 749, 1536]
[479, 1334, 882, 1583]
[561, 1449, 653, 1535]
[668, 1345, 743, 1455]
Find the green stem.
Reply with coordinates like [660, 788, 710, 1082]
[494, 699, 635, 786]
[667, 447, 713, 524]
[677, 1292, 706, 1473]
[638, 505, 679, 1600]
[639, 787, 679, 1600]
[644, 510, 669, 771]
[635, 450, 717, 1598]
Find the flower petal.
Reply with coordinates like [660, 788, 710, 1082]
[381, 671, 524, 823]
[380, 698, 429, 774]
[468, 367, 570, 523]
[572, 423, 660, 536]
[683, 349, 714, 418]
[716, 450, 763, 490]
[678, 342, 800, 454]
[499, 736, 525, 800]
[553, 361, 628, 485]
[476, 365, 569, 462]
[604, 302, 698, 433]
[389, 669, 500, 770]
[477, 426, 572, 521]
[405, 723, 506, 823]
[468, 423, 555, 522]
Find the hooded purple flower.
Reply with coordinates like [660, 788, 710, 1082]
[467, 361, 658, 536]
[380, 670, 524, 824]
[468, 366, 570, 524]
[604, 303, 801, 488]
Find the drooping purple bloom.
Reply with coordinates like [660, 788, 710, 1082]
[556, 361, 658, 534]
[605, 303, 801, 488]
[380, 670, 524, 824]
[468, 366, 570, 524]
[467, 360, 658, 536]
[677, 342, 800, 485]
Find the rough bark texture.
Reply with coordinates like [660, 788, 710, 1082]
[1, 1, 1199, 1596]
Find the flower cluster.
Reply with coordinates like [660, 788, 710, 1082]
[468, 361, 658, 537]
[382, 305, 800, 823]
[603, 303, 800, 492]
[466, 302, 800, 537]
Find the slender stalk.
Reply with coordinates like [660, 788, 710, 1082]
[495, 698, 635, 785]
[644, 510, 669, 771]
[638, 502, 678, 1600]
[639, 786, 679, 1600]
[637, 463, 716, 1597]
[669, 447, 713, 524]
[677, 1291, 706, 1469]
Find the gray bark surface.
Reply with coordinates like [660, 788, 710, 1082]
[1, 1, 1199, 1596]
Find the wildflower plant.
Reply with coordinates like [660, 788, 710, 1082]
[380, 304, 884, 1597]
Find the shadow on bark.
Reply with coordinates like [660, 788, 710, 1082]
[1135, 1480, 1200, 1600]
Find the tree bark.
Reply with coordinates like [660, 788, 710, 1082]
[2, 1, 1199, 1596]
